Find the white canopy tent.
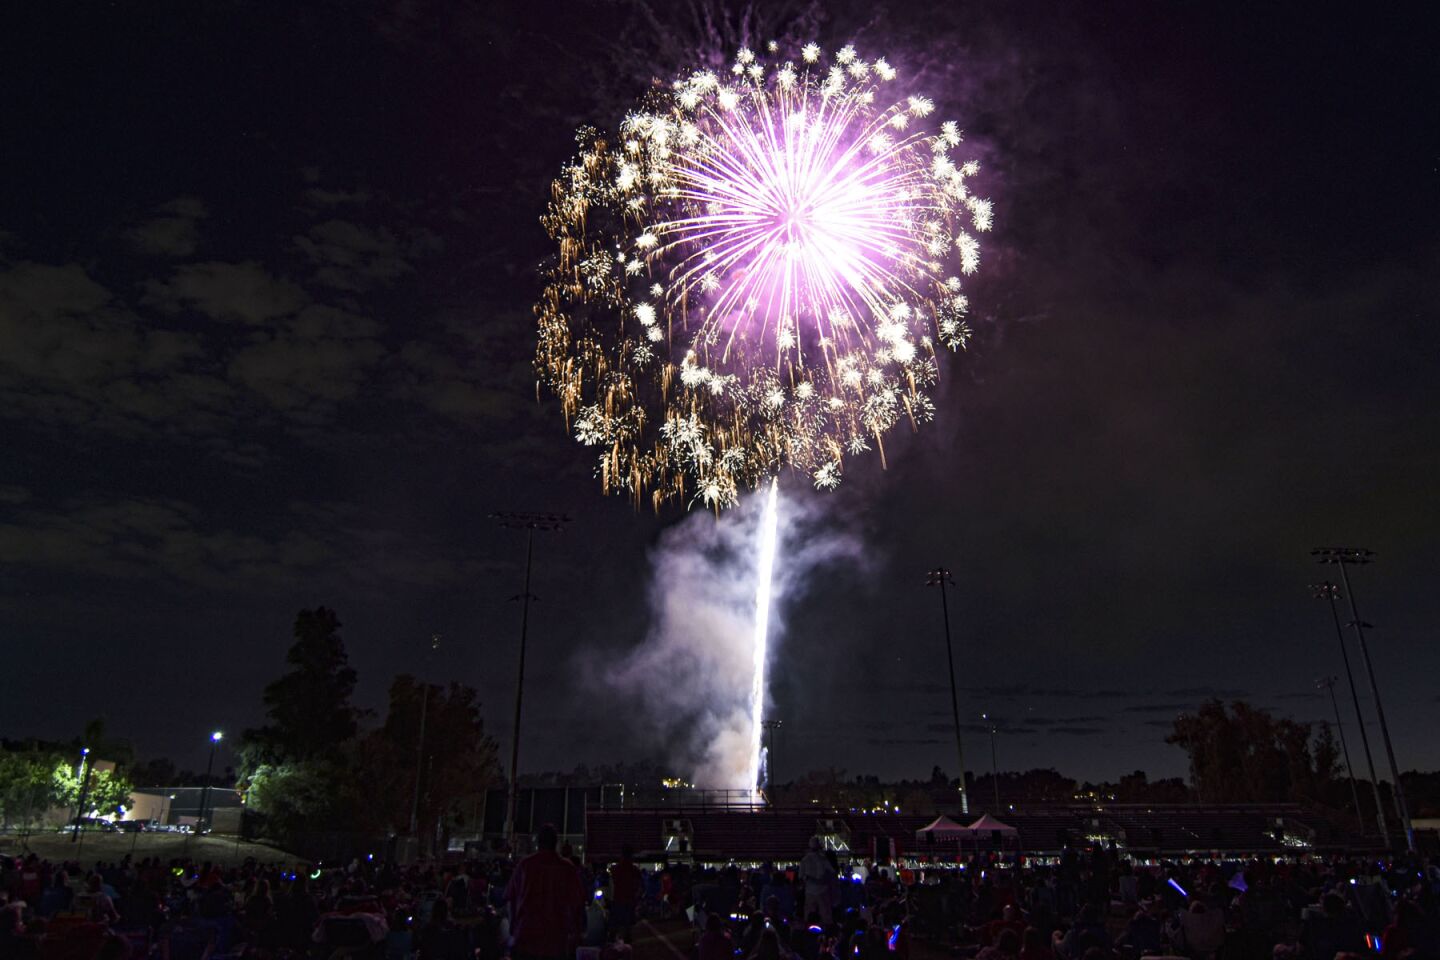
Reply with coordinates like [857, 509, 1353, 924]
[914, 815, 970, 842]
[966, 813, 1018, 834]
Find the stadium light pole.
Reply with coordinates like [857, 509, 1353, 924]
[926, 566, 969, 815]
[70, 747, 92, 843]
[1313, 581, 1387, 844]
[198, 731, 222, 833]
[409, 634, 441, 850]
[1316, 676, 1365, 836]
[493, 511, 572, 853]
[982, 713, 1000, 812]
[1313, 548, 1414, 852]
[761, 719, 783, 805]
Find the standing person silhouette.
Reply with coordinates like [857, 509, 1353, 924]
[505, 824, 584, 960]
[609, 844, 642, 942]
[799, 837, 833, 926]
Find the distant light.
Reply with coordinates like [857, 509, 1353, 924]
[595, 889, 604, 899]
[82, 748, 90, 755]
[211, 731, 224, 742]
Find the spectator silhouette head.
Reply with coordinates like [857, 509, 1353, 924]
[537, 823, 558, 852]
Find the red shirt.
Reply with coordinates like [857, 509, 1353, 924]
[505, 850, 584, 958]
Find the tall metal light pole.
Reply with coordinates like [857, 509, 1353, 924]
[1313, 548, 1414, 852]
[70, 747, 92, 843]
[926, 566, 969, 815]
[1316, 676, 1365, 835]
[198, 731, 223, 833]
[409, 634, 441, 851]
[761, 719, 782, 805]
[1313, 581, 1387, 843]
[982, 713, 1000, 812]
[492, 511, 571, 853]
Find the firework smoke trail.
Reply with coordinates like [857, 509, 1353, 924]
[599, 484, 864, 791]
[747, 478, 779, 800]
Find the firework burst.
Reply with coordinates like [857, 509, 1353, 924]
[537, 42, 991, 509]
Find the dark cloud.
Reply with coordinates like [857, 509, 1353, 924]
[1026, 715, 1109, 726]
[144, 261, 307, 325]
[0, 493, 502, 593]
[0, 486, 31, 505]
[1164, 688, 1251, 700]
[293, 219, 417, 291]
[0, 495, 329, 590]
[1120, 703, 1188, 714]
[124, 197, 208, 257]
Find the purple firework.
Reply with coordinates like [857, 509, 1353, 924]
[537, 41, 991, 509]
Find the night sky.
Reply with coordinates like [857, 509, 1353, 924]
[3, 1, 1437, 784]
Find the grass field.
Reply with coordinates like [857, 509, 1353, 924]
[0, 831, 302, 866]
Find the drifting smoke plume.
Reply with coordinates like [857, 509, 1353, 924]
[605, 487, 865, 788]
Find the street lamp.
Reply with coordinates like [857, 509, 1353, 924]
[982, 713, 1000, 812]
[492, 511, 572, 852]
[925, 566, 969, 815]
[1316, 676, 1365, 835]
[1313, 548, 1414, 852]
[199, 731, 223, 834]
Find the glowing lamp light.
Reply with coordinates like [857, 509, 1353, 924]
[210, 731, 224, 742]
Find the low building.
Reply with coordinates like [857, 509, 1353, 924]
[129, 786, 243, 833]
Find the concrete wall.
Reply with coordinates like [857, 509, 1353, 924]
[126, 792, 173, 823]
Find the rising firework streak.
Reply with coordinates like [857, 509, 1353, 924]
[748, 478, 779, 800]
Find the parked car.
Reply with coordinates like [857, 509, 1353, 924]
[58, 817, 118, 834]
[114, 819, 148, 833]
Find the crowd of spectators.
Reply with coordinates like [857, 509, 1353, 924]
[667, 842, 1440, 960]
[1, 827, 1437, 960]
